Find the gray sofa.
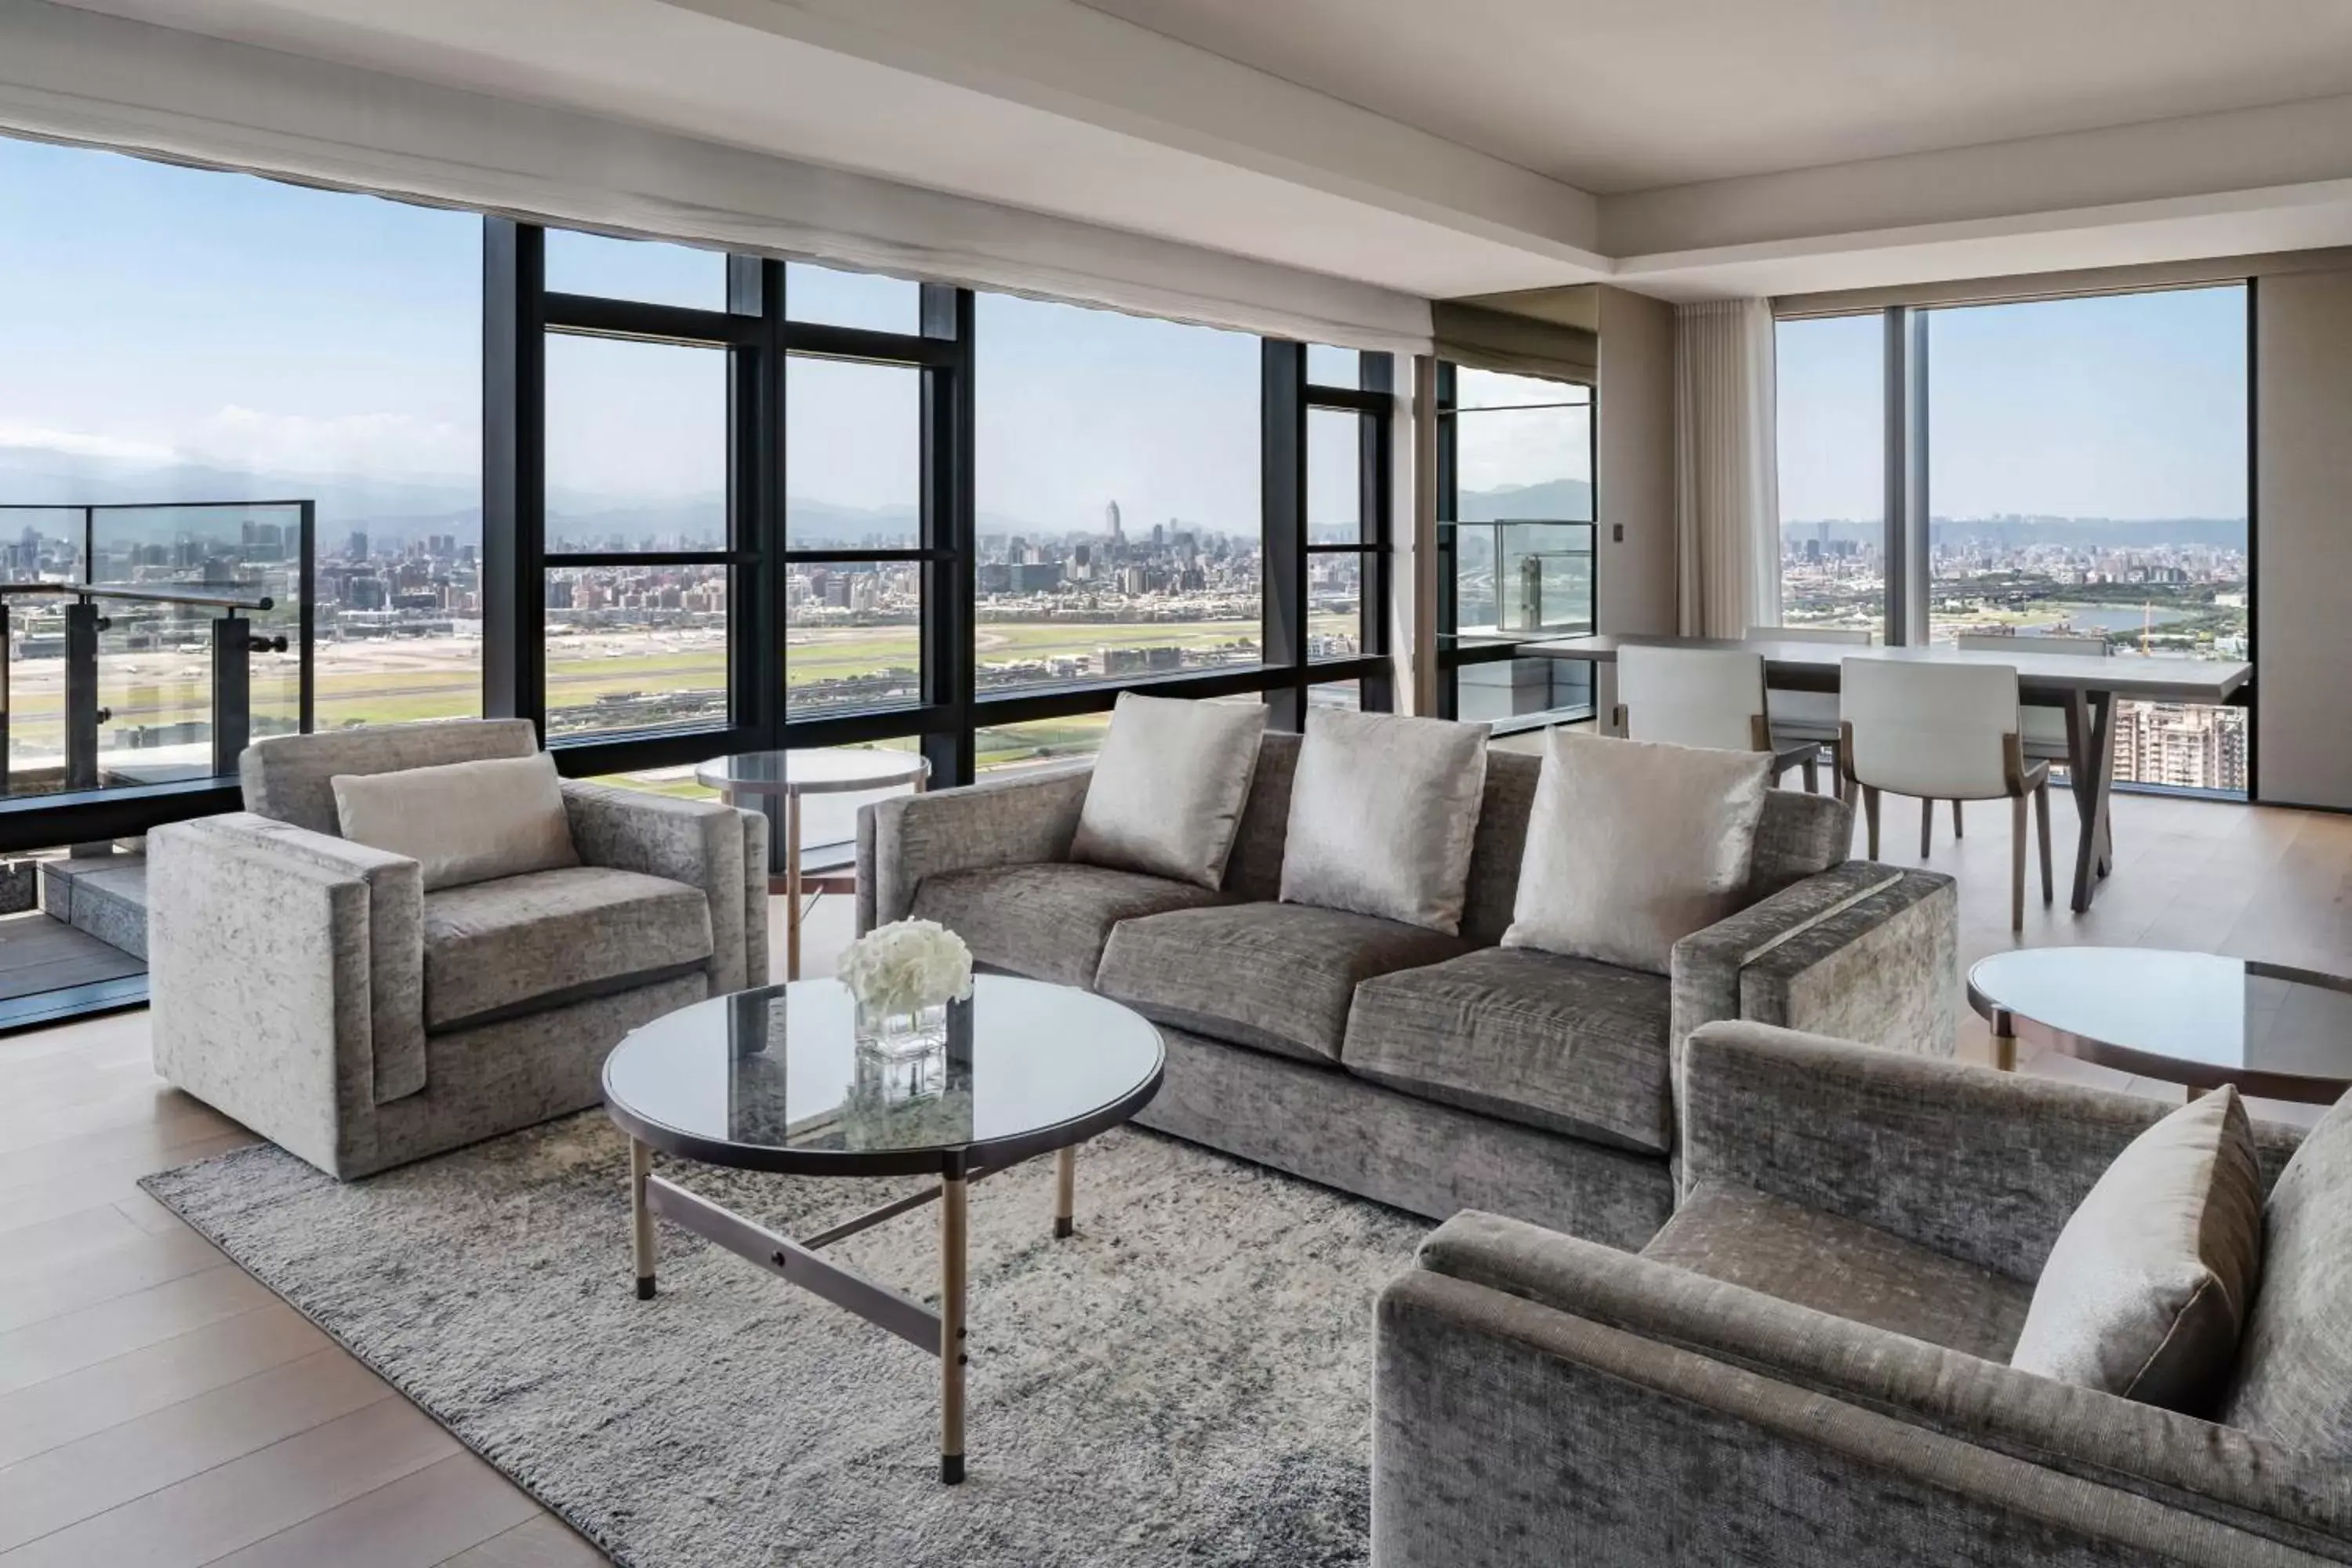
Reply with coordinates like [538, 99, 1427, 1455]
[858, 731, 1957, 1248]
[149, 719, 768, 1178]
[1374, 1022, 2343, 1567]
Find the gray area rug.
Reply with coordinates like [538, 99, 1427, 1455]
[143, 1118, 1425, 1567]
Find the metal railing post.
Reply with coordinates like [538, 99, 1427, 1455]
[0, 597, 12, 797]
[64, 597, 102, 791]
[212, 612, 251, 779]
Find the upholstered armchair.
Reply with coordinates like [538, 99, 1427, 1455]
[149, 719, 768, 1178]
[1374, 1022, 2343, 1567]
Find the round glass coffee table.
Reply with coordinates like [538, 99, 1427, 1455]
[695, 749, 931, 980]
[1968, 946, 2352, 1102]
[603, 976, 1163, 1484]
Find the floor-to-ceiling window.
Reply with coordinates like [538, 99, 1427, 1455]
[1773, 313, 1886, 640]
[1924, 286, 2249, 793]
[1436, 366, 1595, 724]
[1772, 285, 2252, 795]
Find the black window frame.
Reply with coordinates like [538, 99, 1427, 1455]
[485, 218, 1396, 811]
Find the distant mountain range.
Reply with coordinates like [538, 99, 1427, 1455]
[1454, 478, 1594, 522]
[1786, 516, 2248, 550]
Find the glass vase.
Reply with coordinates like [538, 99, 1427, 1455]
[854, 997, 950, 1063]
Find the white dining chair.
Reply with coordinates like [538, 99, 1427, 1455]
[1840, 657, 2053, 930]
[1615, 645, 1820, 787]
[1749, 624, 1871, 795]
[1955, 631, 2111, 764]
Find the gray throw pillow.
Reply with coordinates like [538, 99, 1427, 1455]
[1278, 709, 1488, 934]
[2012, 1086, 2263, 1413]
[1070, 693, 1269, 889]
[332, 752, 579, 892]
[1502, 730, 1771, 975]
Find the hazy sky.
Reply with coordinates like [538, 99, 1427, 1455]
[0, 135, 1326, 537]
[1776, 285, 2249, 523]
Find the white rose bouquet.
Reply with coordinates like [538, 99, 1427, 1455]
[837, 918, 975, 1020]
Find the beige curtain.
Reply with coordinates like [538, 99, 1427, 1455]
[1674, 299, 1780, 637]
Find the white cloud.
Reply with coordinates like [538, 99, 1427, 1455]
[0, 420, 178, 464]
[190, 405, 477, 478]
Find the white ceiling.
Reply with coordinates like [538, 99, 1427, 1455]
[1080, 0, 2352, 194]
[32, 0, 2352, 302]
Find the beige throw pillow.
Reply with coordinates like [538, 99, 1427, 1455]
[1278, 709, 1489, 934]
[332, 753, 579, 892]
[1502, 730, 1771, 974]
[2012, 1086, 2263, 1412]
[1070, 693, 1269, 890]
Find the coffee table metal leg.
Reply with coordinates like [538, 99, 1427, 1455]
[1991, 1007, 2017, 1073]
[939, 1171, 968, 1484]
[1054, 1145, 1076, 1240]
[785, 792, 804, 982]
[630, 1138, 657, 1299]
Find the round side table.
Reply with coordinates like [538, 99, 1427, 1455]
[695, 749, 931, 979]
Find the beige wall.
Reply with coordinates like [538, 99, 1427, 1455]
[1595, 286, 1679, 635]
[2256, 268, 2352, 810]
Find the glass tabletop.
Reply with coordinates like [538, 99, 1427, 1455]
[694, 748, 931, 797]
[1968, 947, 2352, 1097]
[602, 977, 1165, 1174]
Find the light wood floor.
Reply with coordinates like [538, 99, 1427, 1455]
[2, 795, 2343, 1563]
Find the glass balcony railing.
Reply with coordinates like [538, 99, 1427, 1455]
[1437, 520, 1596, 728]
[0, 502, 314, 797]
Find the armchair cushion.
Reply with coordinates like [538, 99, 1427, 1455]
[1341, 946, 1674, 1153]
[1097, 902, 1469, 1064]
[331, 752, 577, 891]
[1645, 1181, 2033, 1363]
[2012, 1085, 2263, 1414]
[422, 866, 712, 1033]
[2224, 1087, 2352, 1457]
[242, 717, 539, 835]
[907, 862, 1226, 987]
[560, 781, 750, 996]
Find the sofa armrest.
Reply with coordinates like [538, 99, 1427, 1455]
[1671, 860, 1958, 1062]
[561, 781, 750, 994]
[856, 766, 1090, 931]
[1387, 1211, 2351, 1566]
[1679, 1021, 2308, 1281]
[147, 814, 425, 1176]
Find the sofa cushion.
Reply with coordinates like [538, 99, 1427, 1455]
[333, 752, 579, 892]
[1342, 946, 1675, 1154]
[2222, 1086, 2352, 1454]
[909, 862, 1226, 988]
[1097, 902, 1470, 1064]
[1645, 1182, 2034, 1363]
[1070, 691, 1267, 888]
[1279, 710, 1490, 935]
[423, 866, 712, 1033]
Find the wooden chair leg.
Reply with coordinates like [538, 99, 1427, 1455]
[1919, 797, 1933, 859]
[2011, 793, 2028, 931]
[2034, 780, 2054, 905]
[1863, 786, 1881, 860]
[1951, 800, 1964, 838]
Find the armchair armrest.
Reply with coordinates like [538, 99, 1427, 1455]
[1385, 1211, 2351, 1566]
[561, 782, 753, 995]
[856, 766, 1090, 931]
[147, 813, 426, 1176]
[1679, 1021, 2307, 1282]
[1671, 860, 1958, 1062]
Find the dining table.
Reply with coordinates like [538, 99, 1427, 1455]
[1526, 633, 2252, 913]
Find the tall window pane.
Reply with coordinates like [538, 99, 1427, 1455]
[543, 335, 727, 551]
[1926, 286, 2249, 793]
[542, 564, 729, 739]
[0, 134, 481, 784]
[1774, 314, 1885, 639]
[974, 294, 1261, 694]
[783, 356, 924, 716]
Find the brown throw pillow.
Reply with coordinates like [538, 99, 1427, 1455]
[2010, 1086, 2263, 1412]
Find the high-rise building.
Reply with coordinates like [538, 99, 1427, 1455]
[1105, 500, 1123, 541]
[346, 529, 369, 563]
